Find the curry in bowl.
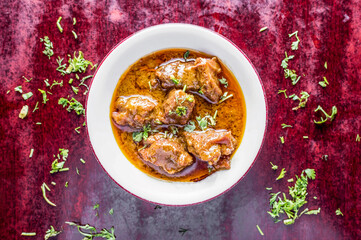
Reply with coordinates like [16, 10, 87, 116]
[110, 49, 246, 182]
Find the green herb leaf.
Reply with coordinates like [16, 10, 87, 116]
[270, 162, 278, 170]
[40, 36, 54, 59]
[304, 168, 316, 180]
[281, 52, 294, 69]
[65, 222, 116, 240]
[183, 50, 190, 61]
[56, 16, 63, 33]
[259, 27, 268, 32]
[14, 86, 23, 93]
[170, 75, 180, 85]
[280, 136, 285, 144]
[50, 80, 63, 89]
[276, 168, 286, 180]
[305, 208, 321, 215]
[319, 76, 329, 88]
[109, 208, 114, 215]
[175, 106, 187, 116]
[179, 228, 189, 236]
[356, 134, 360, 142]
[38, 89, 49, 104]
[45, 226, 61, 240]
[41, 183, 56, 206]
[256, 225, 264, 236]
[72, 30, 78, 39]
[218, 77, 228, 88]
[66, 51, 93, 74]
[58, 97, 85, 115]
[281, 123, 292, 128]
[196, 113, 217, 131]
[184, 121, 196, 132]
[21, 232, 36, 236]
[290, 91, 310, 110]
[277, 89, 287, 98]
[313, 105, 337, 124]
[288, 31, 300, 50]
[335, 208, 343, 216]
[22, 92, 33, 100]
[19, 105, 29, 119]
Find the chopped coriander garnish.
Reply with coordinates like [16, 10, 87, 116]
[14, 86, 23, 93]
[133, 124, 152, 142]
[313, 105, 337, 124]
[44, 79, 50, 87]
[170, 75, 180, 85]
[80, 158, 86, 164]
[50, 149, 69, 174]
[182, 85, 187, 92]
[22, 76, 32, 82]
[198, 88, 203, 94]
[270, 162, 278, 170]
[284, 68, 301, 85]
[175, 106, 187, 116]
[32, 101, 39, 112]
[183, 50, 190, 61]
[259, 27, 268, 32]
[72, 86, 79, 94]
[281, 123, 292, 128]
[75, 74, 80, 80]
[72, 30, 78, 39]
[21, 232, 36, 236]
[58, 97, 85, 115]
[19, 105, 29, 119]
[324, 61, 327, 69]
[266, 187, 272, 191]
[74, 126, 81, 133]
[289, 91, 310, 110]
[51, 182, 56, 185]
[65, 182, 68, 188]
[93, 203, 99, 210]
[219, 92, 233, 103]
[288, 31, 300, 50]
[73, 17, 76, 25]
[305, 208, 321, 215]
[277, 89, 287, 98]
[335, 208, 343, 216]
[303, 136, 309, 139]
[268, 169, 317, 225]
[41, 183, 56, 206]
[322, 155, 328, 161]
[22, 92, 33, 100]
[76, 167, 80, 175]
[44, 226, 61, 240]
[218, 77, 228, 88]
[314, 196, 317, 199]
[36, 122, 42, 125]
[280, 136, 285, 144]
[281, 52, 294, 69]
[69, 78, 74, 84]
[40, 36, 54, 59]
[38, 89, 49, 104]
[184, 121, 196, 132]
[50, 80, 63, 89]
[56, 57, 67, 75]
[276, 168, 286, 180]
[6, 90, 10, 94]
[287, 178, 294, 182]
[196, 113, 217, 131]
[256, 225, 264, 236]
[66, 51, 93, 74]
[56, 16, 63, 33]
[109, 208, 114, 215]
[29, 148, 34, 158]
[319, 76, 329, 88]
[178, 228, 189, 236]
[148, 81, 152, 90]
[356, 134, 360, 142]
[65, 222, 116, 239]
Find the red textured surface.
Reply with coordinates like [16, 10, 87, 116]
[1, 0, 360, 239]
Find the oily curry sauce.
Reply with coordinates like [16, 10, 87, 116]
[110, 49, 246, 182]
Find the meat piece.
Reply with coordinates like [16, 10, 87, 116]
[112, 95, 157, 129]
[155, 57, 223, 103]
[139, 134, 194, 174]
[159, 89, 195, 125]
[184, 129, 237, 166]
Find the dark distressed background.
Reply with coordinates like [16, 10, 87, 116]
[1, 0, 360, 239]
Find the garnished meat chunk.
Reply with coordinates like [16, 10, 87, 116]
[139, 134, 194, 174]
[155, 57, 223, 103]
[159, 89, 195, 125]
[184, 129, 237, 166]
[112, 95, 157, 129]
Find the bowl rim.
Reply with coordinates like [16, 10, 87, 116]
[85, 23, 268, 206]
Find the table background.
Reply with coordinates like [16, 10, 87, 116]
[1, 0, 360, 239]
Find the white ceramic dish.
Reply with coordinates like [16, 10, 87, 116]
[86, 23, 267, 206]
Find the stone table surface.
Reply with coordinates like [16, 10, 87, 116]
[1, 0, 360, 239]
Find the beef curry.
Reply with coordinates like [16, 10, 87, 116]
[110, 49, 246, 182]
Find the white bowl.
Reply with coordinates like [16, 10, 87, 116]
[86, 23, 267, 206]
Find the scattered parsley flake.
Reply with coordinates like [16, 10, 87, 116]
[58, 97, 85, 115]
[303, 136, 309, 139]
[69, 78, 74, 84]
[196, 113, 217, 131]
[287, 178, 294, 182]
[74, 126, 81, 134]
[50, 149, 69, 174]
[270, 162, 278, 170]
[45, 226, 61, 240]
[356, 134, 360, 142]
[32, 101, 39, 112]
[76, 167, 80, 175]
[314, 196, 317, 199]
[41, 183, 56, 206]
[266, 187, 273, 191]
[218, 77, 228, 88]
[14, 86, 23, 93]
[65, 182, 68, 188]
[324, 61, 327, 69]
[6, 90, 10, 94]
[281, 123, 292, 128]
[170, 75, 180, 85]
[65, 222, 116, 240]
[40, 36, 54, 59]
[183, 50, 190, 61]
[73, 17, 76, 25]
[50, 80, 63, 89]
[66, 51, 93, 74]
[335, 208, 343, 216]
[284, 68, 301, 85]
[56, 57, 67, 75]
[38, 89, 49, 104]
[184, 121, 196, 132]
[36, 122, 42, 125]
[278, 89, 287, 98]
[72, 30, 78, 39]
[313, 105, 337, 124]
[256, 225, 264, 236]
[22, 92, 33, 100]
[175, 106, 187, 116]
[51, 182, 56, 185]
[276, 168, 286, 180]
[109, 208, 114, 215]
[305, 208, 321, 215]
[93, 203, 99, 210]
[319, 76, 329, 88]
[22, 76, 32, 82]
[56, 16, 63, 33]
[322, 155, 328, 161]
[280, 136, 285, 144]
[72, 86, 79, 94]
[259, 27, 268, 32]
[281, 52, 294, 69]
[21, 232, 36, 236]
[290, 91, 310, 110]
[288, 31, 300, 50]
[29, 148, 34, 158]
[133, 124, 152, 142]
[80, 158, 86, 164]
[19, 105, 29, 119]
[44, 79, 50, 87]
